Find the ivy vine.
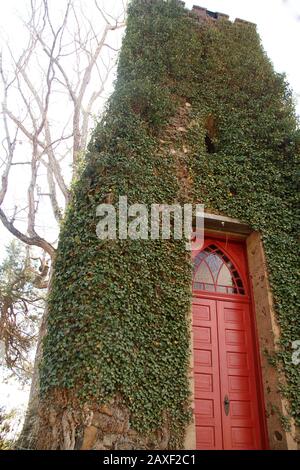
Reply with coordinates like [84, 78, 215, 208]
[40, 0, 300, 447]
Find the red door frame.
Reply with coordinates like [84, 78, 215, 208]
[192, 232, 269, 449]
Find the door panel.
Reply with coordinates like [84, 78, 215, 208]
[192, 297, 223, 449]
[217, 301, 263, 449]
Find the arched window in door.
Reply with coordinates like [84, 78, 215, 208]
[193, 244, 245, 295]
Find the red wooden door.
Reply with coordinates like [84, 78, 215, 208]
[193, 297, 223, 449]
[192, 237, 266, 450]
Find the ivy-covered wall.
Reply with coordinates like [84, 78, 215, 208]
[39, 0, 299, 448]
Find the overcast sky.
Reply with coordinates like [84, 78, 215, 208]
[0, 0, 300, 417]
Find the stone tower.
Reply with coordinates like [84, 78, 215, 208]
[23, 1, 299, 450]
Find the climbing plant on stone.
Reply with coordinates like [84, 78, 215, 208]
[36, 0, 299, 449]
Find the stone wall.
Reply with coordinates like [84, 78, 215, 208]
[189, 4, 256, 28]
[247, 232, 298, 450]
[36, 395, 172, 450]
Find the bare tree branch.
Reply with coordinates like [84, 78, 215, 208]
[0, 208, 55, 257]
[0, 0, 127, 272]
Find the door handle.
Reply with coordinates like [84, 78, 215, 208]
[224, 395, 230, 416]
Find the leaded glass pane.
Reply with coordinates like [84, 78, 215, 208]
[193, 245, 245, 295]
[194, 260, 214, 284]
[217, 263, 234, 287]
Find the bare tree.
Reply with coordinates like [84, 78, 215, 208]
[0, 0, 127, 260]
[0, 0, 126, 369]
